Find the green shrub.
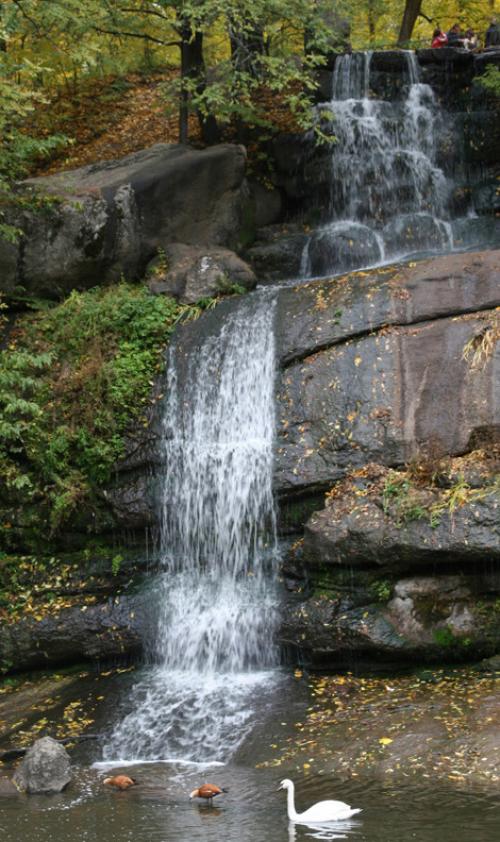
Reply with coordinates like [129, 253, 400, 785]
[0, 283, 210, 548]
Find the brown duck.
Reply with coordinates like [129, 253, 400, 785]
[103, 775, 137, 791]
[189, 783, 227, 801]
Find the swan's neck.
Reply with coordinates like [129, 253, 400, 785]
[286, 783, 300, 821]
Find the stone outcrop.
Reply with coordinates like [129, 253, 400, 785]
[12, 737, 72, 794]
[274, 250, 500, 498]
[146, 242, 256, 303]
[0, 144, 249, 298]
[305, 486, 500, 570]
[281, 474, 500, 667]
[0, 588, 151, 673]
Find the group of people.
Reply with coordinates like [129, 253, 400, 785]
[431, 19, 500, 50]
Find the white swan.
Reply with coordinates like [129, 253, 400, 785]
[278, 779, 361, 823]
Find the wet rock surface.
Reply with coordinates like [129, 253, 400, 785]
[258, 668, 500, 788]
[0, 593, 149, 673]
[274, 249, 500, 363]
[306, 222, 383, 276]
[12, 736, 72, 794]
[275, 252, 500, 498]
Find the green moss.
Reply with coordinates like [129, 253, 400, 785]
[368, 579, 392, 603]
[382, 471, 427, 526]
[0, 283, 214, 551]
[432, 626, 474, 654]
[309, 566, 396, 606]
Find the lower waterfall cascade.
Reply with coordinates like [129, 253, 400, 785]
[103, 291, 280, 765]
[302, 50, 484, 278]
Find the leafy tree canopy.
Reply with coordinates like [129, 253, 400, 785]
[0, 1, 497, 182]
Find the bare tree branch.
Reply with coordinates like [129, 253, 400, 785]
[92, 26, 179, 48]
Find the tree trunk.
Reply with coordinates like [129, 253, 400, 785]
[368, 0, 376, 44]
[397, 0, 422, 45]
[178, 15, 218, 144]
[229, 21, 265, 76]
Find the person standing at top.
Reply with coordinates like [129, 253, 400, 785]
[463, 29, 479, 50]
[447, 23, 465, 47]
[431, 27, 448, 47]
[485, 19, 500, 48]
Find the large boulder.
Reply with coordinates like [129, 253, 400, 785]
[245, 223, 309, 282]
[1, 144, 249, 298]
[281, 447, 500, 665]
[146, 243, 256, 303]
[12, 737, 72, 794]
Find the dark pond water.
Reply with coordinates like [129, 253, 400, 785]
[1, 670, 499, 842]
[2, 764, 499, 842]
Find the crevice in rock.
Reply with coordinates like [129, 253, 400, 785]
[281, 300, 500, 369]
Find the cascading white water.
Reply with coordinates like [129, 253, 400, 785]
[304, 51, 458, 277]
[103, 292, 280, 764]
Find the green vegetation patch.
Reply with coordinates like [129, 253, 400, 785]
[381, 452, 500, 530]
[0, 283, 211, 550]
[475, 65, 500, 98]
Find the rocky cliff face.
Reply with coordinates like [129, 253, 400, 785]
[275, 250, 500, 666]
[274, 251, 500, 499]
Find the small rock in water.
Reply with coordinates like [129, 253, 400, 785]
[0, 776, 20, 797]
[477, 654, 500, 673]
[12, 736, 72, 794]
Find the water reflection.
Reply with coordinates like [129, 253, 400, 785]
[196, 805, 223, 819]
[288, 819, 359, 841]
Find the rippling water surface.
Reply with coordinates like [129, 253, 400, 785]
[2, 763, 499, 842]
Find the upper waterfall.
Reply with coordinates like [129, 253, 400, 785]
[103, 291, 280, 764]
[302, 51, 457, 277]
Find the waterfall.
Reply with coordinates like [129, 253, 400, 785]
[305, 51, 459, 277]
[103, 292, 280, 764]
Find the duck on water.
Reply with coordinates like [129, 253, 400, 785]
[190, 783, 228, 802]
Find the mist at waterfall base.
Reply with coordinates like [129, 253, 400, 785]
[102, 292, 280, 766]
[301, 52, 496, 279]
